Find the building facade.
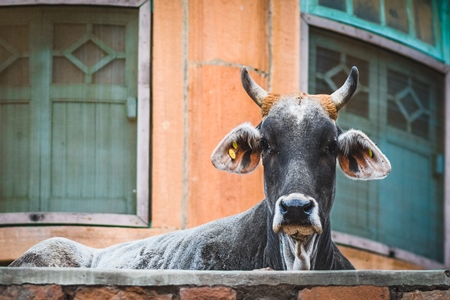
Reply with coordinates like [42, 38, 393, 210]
[0, 0, 449, 270]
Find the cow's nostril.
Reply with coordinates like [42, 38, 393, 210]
[303, 201, 314, 213]
[280, 201, 288, 215]
[278, 198, 316, 223]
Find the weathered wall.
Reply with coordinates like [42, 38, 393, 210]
[151, 0, 299, 229]
[0, 269, 449, 300]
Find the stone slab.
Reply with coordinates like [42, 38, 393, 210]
[0, 268, 449, 288]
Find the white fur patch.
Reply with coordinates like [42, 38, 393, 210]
[272, 97, 331, 127]
[280, 232, 318, 270]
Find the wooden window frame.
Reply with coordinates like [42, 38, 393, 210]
[301, 13, 450, 269]
[0, 0, 151, 227]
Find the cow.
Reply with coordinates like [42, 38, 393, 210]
[9, 66, 390, 270]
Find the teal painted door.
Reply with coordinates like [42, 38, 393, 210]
[376, 57, 444, 262]
[309, 28, 444, 262]
[0, 7, 138, 215]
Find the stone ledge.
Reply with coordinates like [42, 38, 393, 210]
[0, 268, 449, 288]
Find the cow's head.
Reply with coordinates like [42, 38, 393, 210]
[211, 67, 391, 269]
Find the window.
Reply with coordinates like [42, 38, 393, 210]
[309, 28, 444, 264]
[304, 0, 446, 61]
[0, 3, 150, 226]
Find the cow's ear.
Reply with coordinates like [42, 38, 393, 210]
[337, 129, 391, 180]
[211, 123, 262, 174]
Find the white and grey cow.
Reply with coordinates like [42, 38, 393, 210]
[10, 66, 390, 270]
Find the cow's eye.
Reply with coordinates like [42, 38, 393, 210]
[325, 140, 338, 155]
[260, 138, 269, 150]
[260, 138, 271, 153]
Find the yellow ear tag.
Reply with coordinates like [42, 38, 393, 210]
[368, 148, 373, 158]
[232, 140, 238, 149]
[229, 149, 236, 160]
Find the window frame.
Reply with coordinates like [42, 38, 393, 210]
[0, 0, 151, 227]
[301, 13, 450, 269]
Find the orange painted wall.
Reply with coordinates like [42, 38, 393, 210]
[151, 0, 301, 229]
[151, 0, 185, 230]
[186, 0, 268, 227]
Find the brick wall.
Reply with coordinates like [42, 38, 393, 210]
[1, 269, 449, 300]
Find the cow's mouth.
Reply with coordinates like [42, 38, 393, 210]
[278, 224, 323, 241]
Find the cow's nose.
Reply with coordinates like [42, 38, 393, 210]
[279, 199, 314, 221]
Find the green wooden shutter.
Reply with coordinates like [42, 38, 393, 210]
[0, 7, 138, 216]
[0, 10, 37, 213]
[309, 28, 445, 263]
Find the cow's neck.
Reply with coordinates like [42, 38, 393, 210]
[312, 219, 355, 270]
[279, 219, 350, 270]
[310, 220, 334, 270]
[279, 233, 318, 270]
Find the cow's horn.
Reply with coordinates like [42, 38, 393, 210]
[331, 66, 359, 110]
[240, 67, 268, 107]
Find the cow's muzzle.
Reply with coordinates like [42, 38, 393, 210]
[272, 193, 323, 239]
